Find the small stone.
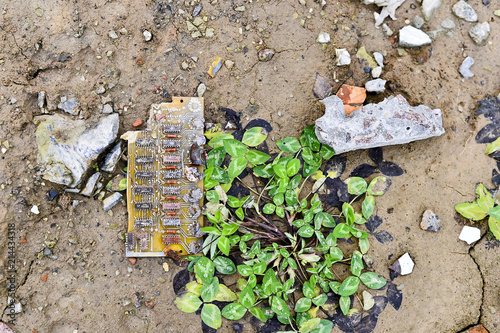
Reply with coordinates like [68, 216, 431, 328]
[313, 73, 332, 99]
[373, 52, 384, 67]
[371, 66, 382, 78]
[463, 324, 488, 333]
[426, 29, 442, 41]
[197, 83, 207, 97]
[440, 18, 455, 31]
[38, 91, 46, 110]
[452, 0, 478, 22]
[46, 190, 58, 201]
[488, 306, 496, 314]
[108, 30, 118, 39]
[119, 28, 128, 35]
[412, 15, 425, 28]
[186, 21, 197, 31]
[459, 226, 481, 244]
[101, 142, 122, 173]
[258, 49, 275, 62]
[80, 172, 101, 196]
[133, 119, 143, 127]
[96, 86, 106, 95]
[193, 17, 204, 27]
[181, 61, 189, 70]
[234, 6, 246, 12]
[335, 48, 351, 66]
[163, 262, 169, 272]
[192, 4, 203, 16]
[420, 209, 441, 231]
[421, 0, 441, 21]
[317, 32, 330, 43]
[41, 274, 48, 282]
[365, 79, 386, 93]
[459, 57, 474, 79]
[158, 277, 166, 284]
[225, 60, 234, 69]
[389, 253, 415, 276]
[103, 192, 122, 212]
[362, 291, 375, 311]
[469, 22, 490, 44]
[205, 28, 215, 38]
[495, 10, 500, 17]
[143, 30, 152, 41]
[382, 23, 394, 36]
[58, 96, 79, 115]
[399, 26, 432, 47]
[102, 104, 113, 114]
[128, 257, 137, 265]
[336, 85, 366, 114]
[31, 205, 40, 214]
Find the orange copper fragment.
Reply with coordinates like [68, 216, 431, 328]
[336, 85, 367, 115]
[464, 325, 489, 333]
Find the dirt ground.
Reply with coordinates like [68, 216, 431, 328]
[0, 0, 499, 332]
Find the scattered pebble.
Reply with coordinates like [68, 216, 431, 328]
[133, 119, 143, 127]
[389, 253, 415, 276]
[371, 66, 382, 78]
[46, 190, 58, 201]
[459, 226, 481, 244]
[441, 18, 456, 30]
[41, 273, 48, 282]
[102, 103, 113, 114]
[192, 4, 202, 17]
[258, 49, 275, 62]
[373, 52, 384, 67]
[420, 209, 441, 231]
[197, 83, 207, 97]
[463, 324, 488, 333]
[452, 0, 478, 22]
[317, 32, 330, 43]
[81, 172, 101, 196]
[96, 86, 106, 95]
[234, 6, 246, 12]
[101, 142, 122, 173]
[108, 30, 118, 39]
[459, 57, 474, 79]
[313, 73, 332, 99]
[362, 291, 375, 311]
[128, 257, 137, 265]
[31, 205, 40, 215]
[412, 15, 425, 29]
[382, 23, 394, 36]
[421, 0, 442, 21]
[225, 60, 234, 69]
[356, 46, 377, 68]
[336, 85, 366, 114]
[335, 48, 351, 66]
[365, 79, 386, 93]
[208, 55, 224, 77]
[469, 22, 490, 44]
[143, 30, 152, 42]
[58, 96, 79, 115]
[163, 262, 169, 272]
[103, 192, 122, 212]
[399, 26, 432, 47]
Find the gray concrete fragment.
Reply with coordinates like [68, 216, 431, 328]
[102, 103, 113, 114]
[335, 48, 351, 66]
[365, 79, 386, 93]
[469, 22, 490, 44]
[81, 172, 101, 196]
[103, 192, 122, 212]
[452, 0, 477, 22]
[459, 57, 474, 79]
[58, 97, 79, 115]
[373, 52, 384, 67]
[420, 209, 441, 231]
[315, 95, 445, 154]
[399, 26, 432, 47]
[101, 142, 122, 173]
[412, 15, 425, 29]
[421, 0, 441, 21]
[441, 18, 456, 30]
[36, 113, 119, 187]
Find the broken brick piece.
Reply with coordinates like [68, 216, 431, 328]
[336, 85, 366, 114]
[133, 119, 143, 127]
[128, 257, 137, 265]
[41, 274, 48, 282]
[464, 325, 488, 333]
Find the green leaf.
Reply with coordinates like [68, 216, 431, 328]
[239, 285, 256, 308]
[253, 164, 274, 178]
[185, 280, 202, 296]
[310, 319, 334, 333]
[195, 257, 215, 284]
[298, 225, 315, 238]
[221, 222, 239, 236]
[237, 264, 253, 276]
[312, 294, 327, 307]
[235, 207, 244, 220]
[174, 293, 203, 313]
[367, 176, 389, 196]
[273, 164, 287, 178]
[318, 212, 336, 228]
[285, 189, 298, 206]
[295, 297, 312, 312]
[362, 195, 375, 220]
[287, 158, 301, 177]
[224, 139, 249, 157]
[211, 166, 230, 183]
[320, 144, 335, 160]
[351, 251, 363, 277]
[246, 150, 271, 165]
[300, 318, 321, 333]
[206, 190, 219, 202]
[207, 147, 226, 167]
[242, 127, 268, 147]
[346, 177, 367, 195]
[301, 147, 315, 164]
[303, 162, 319, 177]
[249, 307, 267, 322]
[241, 234, 254, 242]
[218, 236, 230, 256]
[263, 203, 276, 214]
[360, 272, 387, 289]
[273, 193, 285, 206]
[276, 206, 285, 218]
[476, 183, 495, 212]
[262, 269, 277, 295]
[271, 296, 290, 317]
[329, 281, 341, 294]
[227, 195, 241, 208]
[277, 137, 301, 153]
[213, 257, 236, 274]
[215, 284, 238, 302]
[488, 216, 500, 240]
[247, 274, 257, 288]
[338, 276, 360, 296]
[333, 223, 350, 238]
[222, 303, 247, 320]
[300, 125, 321, 151]
[329, 247, 343, 261]
[485, 137, 500, 155]
[339, 296, 351, 315]
[342, 203, 355, 225]
[288, 257, 298, 269]
[289, 174, 302, 189]
[201, 304, 222, 329]
[359, 237, 370, 254]
[253, 261, 267, 275]
[326, 233, 337, 247]
[228, 156, 247, 178]
[209, 133, 234, 148]
[302, 281, 315, 298]
[201, 277, 220, 303]
[455, 202, 488, 221]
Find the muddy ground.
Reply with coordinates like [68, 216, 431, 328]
[0, 0, 499, 332]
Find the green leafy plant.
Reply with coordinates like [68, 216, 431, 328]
[175, 125, 389, 332]
[455, 183, 500, 240]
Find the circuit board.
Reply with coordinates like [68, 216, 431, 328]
[124, 97, 206, 257]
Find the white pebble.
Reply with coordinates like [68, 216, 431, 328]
[459, 226, 481, 244]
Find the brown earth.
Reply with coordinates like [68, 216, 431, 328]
[0, 0, 499, 332]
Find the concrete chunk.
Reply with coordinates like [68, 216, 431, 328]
[399, 26, 432, 47]
[315, 95, 445, 154]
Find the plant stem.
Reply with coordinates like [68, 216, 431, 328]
[236, 176, 272, 201]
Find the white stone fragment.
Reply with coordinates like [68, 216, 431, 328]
[459, 226, 481, 244]
[441, 18, 456, 30]
[335, 48, 351, 66]
[31, 205, 40, 214]
[399, 25, 432, 47]
[421, 0, 441, 21]
[469, 22, 490, 44]
[459, 57, 474, 79]
[317, 32, 330, 43]
[373, 52, 384, 67]
[382, 23, 394, 36]
[452, 0, 478, 22]
[412, 15, 425, 29]
[108, 30, 118, 39]
[102, 104, 113, 114]
[366, 0, 406, 26]
[371, 66, 383, 78]
[143, 30, 152, 42]
[398, 253, 415, 275]
[365, 78, 386, 93]
[197, 83, 207, 97]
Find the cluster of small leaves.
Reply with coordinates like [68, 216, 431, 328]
[455, 183, 500, 240]
[175, 125, 389, 332]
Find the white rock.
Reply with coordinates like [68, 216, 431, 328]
[373, 52, 384, 67]
[459, 57, 474, 79]
[317, 32, 330, 43]
[459, 226, 481, 244]
[365, 78, 386, 93]
[382, 23, 394, 36]
[31, 205, 40, 214]
[452, 0, 478, 22]
[102, 104, 113, 114]
[399, 25, 432, 47]
[371, 66, 382, 78]
[108, 30, 118, 39]
[469, 22, 490, 44]
[421, 0, 441, 21]
[412, 15, 425, 29]
[143, 30, 152, 42]
[368, 0, 406, 26]
[399, 253, 415, 275]
[335, 48, 351, 66]
[197, 83, 207, 97]
[362, 291, 375, 311]
[441, 18, 456, 30]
